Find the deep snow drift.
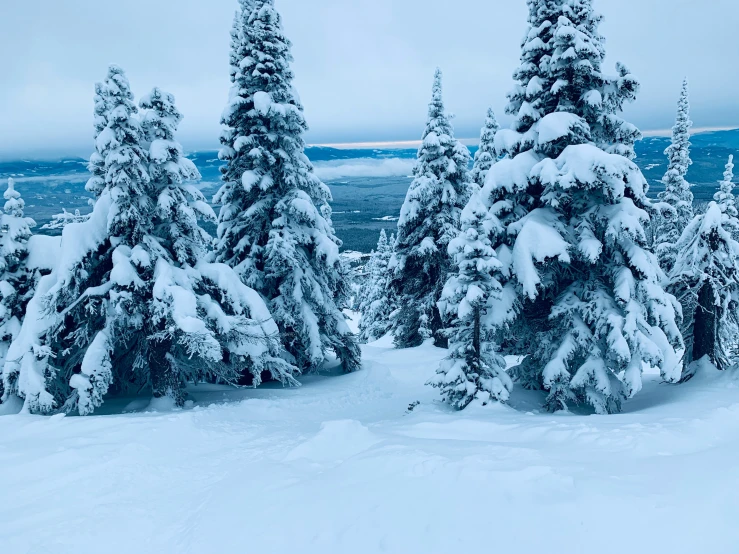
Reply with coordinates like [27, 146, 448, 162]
[2, 330, 739, 553]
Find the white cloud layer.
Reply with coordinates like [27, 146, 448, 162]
[313, 158, 415, 181]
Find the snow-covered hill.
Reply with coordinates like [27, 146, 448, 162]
[2, 333, 739, 553]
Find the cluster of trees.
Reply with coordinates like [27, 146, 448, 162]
[0, 0, 358, 415]
[2, 0, 736, 417]
[359, 0, 739, 413]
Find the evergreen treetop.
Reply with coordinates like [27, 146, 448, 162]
[471, 107, 500, 187]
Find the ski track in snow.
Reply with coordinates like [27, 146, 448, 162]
[2, 338, 739, 553]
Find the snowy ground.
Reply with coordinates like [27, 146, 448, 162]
[2, 332, 739, 553]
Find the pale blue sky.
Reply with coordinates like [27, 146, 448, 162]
[1, 0, 737, 156]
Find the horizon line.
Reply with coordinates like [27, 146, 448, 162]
[313, 126, 739, 150]
[2, 126, 737, 161]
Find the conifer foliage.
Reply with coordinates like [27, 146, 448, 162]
[672, 156, 739, 375]
[655, 79, 694, 274]
[358, 230, 396, 343]
[483, 0, 681, 413]
[392, 68, 471, 348]
[0, 179, 35, 389]
[215, 0, 360, 374]
[139, 87, 212, 266]
[470, 108, 499, 187]
[1, 66, 296, 415]
[429, 185, 512, 409]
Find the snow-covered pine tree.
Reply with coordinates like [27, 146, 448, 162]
[655, 79, 693, 274]
[2, 65, 149, 414]
[714, 156, 737, 217]
[485, 0, 582, 392]
[429, 185, 512, 409]
[470, 107, 499, 187]
[85, 66, 137, 198]
[484, 0, 682, 413]
[139, 87, 212, 266]
[392, 68, 471, 348]
[214, 0, 360, 374]
[671, 156, 739, 376]
[1, 66, 296, 415]
[0, 179, 35, 401]
[358, 229, 396, 343]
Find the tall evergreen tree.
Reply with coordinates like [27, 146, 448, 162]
[655, 79, 694, 274]
[358, 229, 396, 343]
[671, 156, 739, 376]
[470, 107, 499, 187]
[392, 68, 471, 348]
[215, 0, 360, 374]
[1, 66, 295, 415]
[429, 185, 512, 409]
[0, 179, 35, 400]
[484, 0, 681, 413]
[139, 87, 212, 266]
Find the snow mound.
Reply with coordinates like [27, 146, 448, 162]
[25, 235, 61, 271]
[285, 419, 381, 463]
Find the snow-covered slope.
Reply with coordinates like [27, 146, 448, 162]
[2, 337, 739, 553]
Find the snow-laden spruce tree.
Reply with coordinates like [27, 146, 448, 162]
[1, 66, 296, 415]
[0, 179, 35, 401]
[140, 86, 298, 398]
[671, 156, 739, 376]
[85, 66, 138, 198]
[215, 0, 360, 374]
[429, 185, 512, 409]
[483, 0, 682, 413]
[391, 68, 471, 348]
[655, 79, 693, 274]
[470, 108, 499, 187]
[358, 229, 396, 343]
[139, 87, 213, 266]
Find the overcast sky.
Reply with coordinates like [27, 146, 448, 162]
[1, 0, 737, 157]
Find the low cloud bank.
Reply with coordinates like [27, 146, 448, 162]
[313, 158, 415, 181]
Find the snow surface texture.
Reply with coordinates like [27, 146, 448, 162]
[2, 336, 739, 553]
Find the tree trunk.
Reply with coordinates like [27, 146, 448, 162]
[473, 306, 481, 367]
[432, 305, 448, 349]
[150, 340, 185, 405]
[692, 281, 717, 367]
